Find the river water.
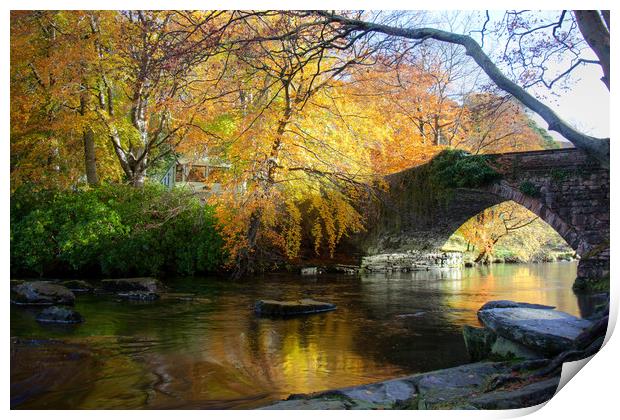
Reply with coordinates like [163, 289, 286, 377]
[11, 261, 600, 409]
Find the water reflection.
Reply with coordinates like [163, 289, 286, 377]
[11, 262, 590, 409]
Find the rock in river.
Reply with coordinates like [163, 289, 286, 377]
[101, 277, 163, 293]
[117, 291, 160, 301]
[11, 281, 75, 306]
[59, 280, 94, 293]
[478, 306, 593, 356]
[462, 325, 496, 361]
[36, 306, 83, 324]
[255, 299, 336, 316]
[478, 300, 555, 312]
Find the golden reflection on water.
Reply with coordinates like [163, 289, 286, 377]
[158, 315, 402, 407]
[439, 263, 581, 324]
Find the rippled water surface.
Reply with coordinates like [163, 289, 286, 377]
[11, 261, 597, 409]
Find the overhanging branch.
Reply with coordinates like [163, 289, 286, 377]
[315, 11, 610, 168]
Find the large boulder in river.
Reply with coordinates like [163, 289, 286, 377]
[101, 277, 163, 293]
[255, 299, 336, 316]
[478, 300, 555, 312]
[11, 281, 75, 306]
[36, 306, 83, 324]
[490, 336, 545, 360]
[462, 325, 496, 361]
[478, 307, 593, 357]
[59, 280, 94, 293]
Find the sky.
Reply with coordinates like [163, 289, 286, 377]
[376, 9, 609, 143]
[533, 64, 610, 140]
[464, 10, 610, 142]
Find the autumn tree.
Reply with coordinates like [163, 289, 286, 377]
[10, 11, 123, 190]
[90, 11, 242, 186]
[207, 11, 396, 277]
[308, 10, 610, 167]
[11, 10, 242, 189]
[456, 92, 558, 154]
[457, 201, 539, 264]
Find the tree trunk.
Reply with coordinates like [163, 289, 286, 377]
[574, 11, 610, 90]
[80, 84, 99, 185]
[83, 128, 99, 185]
[130, 163, 147, 187]
[231, 211, 262, 280]
[474, 243, 494, 264]
[231, 82, 294, 278]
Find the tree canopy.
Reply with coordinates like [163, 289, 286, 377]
[11, 10, 605, 273]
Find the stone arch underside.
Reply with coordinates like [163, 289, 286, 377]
[363, 185, 577, 257]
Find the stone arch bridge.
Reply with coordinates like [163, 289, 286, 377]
[362, 148, 609, 288]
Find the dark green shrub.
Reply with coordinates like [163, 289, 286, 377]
[550, 168, 569, 183]
[10, 184, 224, 278]
[429, 149, 502, 189]
[519, 181, 541, 197]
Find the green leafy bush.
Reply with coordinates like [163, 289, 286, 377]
[429, 149, 502, 189]
[11, 184, 224, 277]
[519, 181, 541, 197]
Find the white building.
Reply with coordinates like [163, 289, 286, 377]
[160, 156, 233, 199]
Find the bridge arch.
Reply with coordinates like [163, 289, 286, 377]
[488, 181, 583, 255]
[362, 148, 609, 288]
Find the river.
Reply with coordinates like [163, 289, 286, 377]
[11, 261, 602, 409]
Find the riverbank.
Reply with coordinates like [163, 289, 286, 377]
[259, 361, 561, 410]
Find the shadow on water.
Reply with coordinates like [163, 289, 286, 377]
[11, 261, 600, 409]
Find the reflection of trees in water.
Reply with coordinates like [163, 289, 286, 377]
[102, 280, 407, 408]
[456, 262, 581, 317]
[11, 337, 155, 409]
[356, 270, 470, 372]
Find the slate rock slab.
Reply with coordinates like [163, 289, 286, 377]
[59, 280, 94, 293]
[36, 306, 83, 324]
[101, 277, 163, 293]
[478, 307, 592, 356]
[338, 378, 416, 405]
[259, 398, 349, 410]
[469, 376, 560, 409]
[11, 281, 75, 306]
[416, 362, 506, 409]
[478, 300, 555, 312]
[255, 299, 336, 316]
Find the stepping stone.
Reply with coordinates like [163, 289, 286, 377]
[117, 291, 160, 301]
[59, 280, 94, 293]
[478, 307, 593, 356]
[11, 282, 75, 306]
[36, 306, 83, 324]
[255, 299, 336, 316]
[101, 277, 163, 293]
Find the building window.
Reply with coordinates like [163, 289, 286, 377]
[187, 165, 207, 182]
